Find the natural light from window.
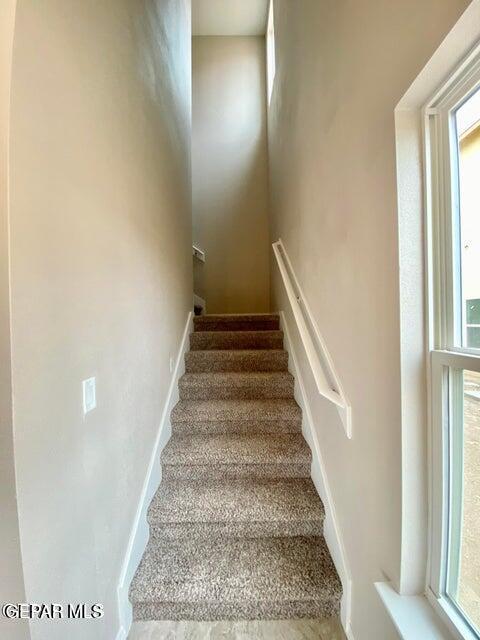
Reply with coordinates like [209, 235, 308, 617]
[446, 369, 480, 633]
[266, 0, 275, 104]
[456, 89, 480, 351]
[444, 89, 480, 634]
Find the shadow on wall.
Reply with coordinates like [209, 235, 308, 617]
[0, 1, 29, 638]
[197, 146, 269, 313]
[135, 0, 191, 162]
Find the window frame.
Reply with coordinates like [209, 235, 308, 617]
[425, 45, 480, 640]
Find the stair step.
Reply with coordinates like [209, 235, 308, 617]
[161, 433, 311, 480]
[130, 536, 341, 621]
[171, 399, 302, 434]
[130, 309, 343, 625]
[190, 330, 283, 351]
[179, 372, 294, 400]
[147, 478, 324, 541]
[185, 349, 289, 373]
[194, 313, 280, 332]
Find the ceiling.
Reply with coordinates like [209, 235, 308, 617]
[192, 0, 269, 36]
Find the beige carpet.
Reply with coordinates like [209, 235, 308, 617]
[129, 314, 342, 621]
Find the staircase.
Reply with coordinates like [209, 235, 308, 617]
[129, 313, 342, 621]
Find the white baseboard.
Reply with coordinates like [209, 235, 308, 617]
[345, 624, 356, 640]
[115, 626, 127, 640]
[115, 312, 193, 640]
[279, 311, 354, 638]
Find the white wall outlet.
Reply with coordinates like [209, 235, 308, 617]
[82, 377, 96, 415]
[169, 357, 175, 374]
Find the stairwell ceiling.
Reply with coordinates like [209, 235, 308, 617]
[192, 0, 269, 36]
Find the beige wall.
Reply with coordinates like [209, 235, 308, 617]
[0, 1, 29, 639]
[192, 36, 270, 313]
[8, 1, 192, 638]
[268, 1, 469, 638]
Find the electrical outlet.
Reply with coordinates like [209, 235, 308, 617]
[82, 377, 96, 415]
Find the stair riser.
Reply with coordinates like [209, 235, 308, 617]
[185, 352, 289, 373]
[171, 419, 301, 435]
[193, 315, 280, 332]
[178, 382, 294, 400]
[133, 598, 340, 622]
[194, 320, 280, 332]
[148, 520, 324, 542]
[190, 333, 284, 351]
[162, 463, 311, 481]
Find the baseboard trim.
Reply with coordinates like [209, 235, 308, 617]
[115, 626, 127, 640]
[115, 311, 193, 639]
[279, 311, 354, 637]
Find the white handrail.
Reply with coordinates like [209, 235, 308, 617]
[192, 245, 205, 262]
[273, 239, 352, 437]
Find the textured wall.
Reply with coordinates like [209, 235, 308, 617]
[0, 1, 29, 638]
[268, 1, 469, 638]
[192, 36, 270, 313]
[9, 1, 192, 638]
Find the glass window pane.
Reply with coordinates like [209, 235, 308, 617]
[447, 369, 480, 632]
[455, 90, 480, 349]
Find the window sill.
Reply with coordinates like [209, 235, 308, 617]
[375, 582, 455, 640]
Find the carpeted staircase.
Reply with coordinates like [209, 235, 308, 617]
[129, 313, 342, 621]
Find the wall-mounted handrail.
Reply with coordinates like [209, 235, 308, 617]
[192, 245, 205, 262]
[273, 239, 352, 437]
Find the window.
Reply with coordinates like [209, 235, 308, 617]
[457, 92, 480, 350]
[426, 50, 480, 640]
[266, 0, 276, 104]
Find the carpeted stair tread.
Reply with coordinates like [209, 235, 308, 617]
[147, 477, 324, 539]
[194, 314, 280, 332]
[130, 536, 341, 620]
[161, 432, 311, 479]
[171, 398, 301, 423]
[171, 417, 301, 435]
[162, 432, 311, 466]
[179, 371, 295, 400]
[185, 349, 289, 373]
[190, 330, 284, 351]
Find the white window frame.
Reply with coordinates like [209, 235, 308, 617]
[425, 44, 480, 640]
